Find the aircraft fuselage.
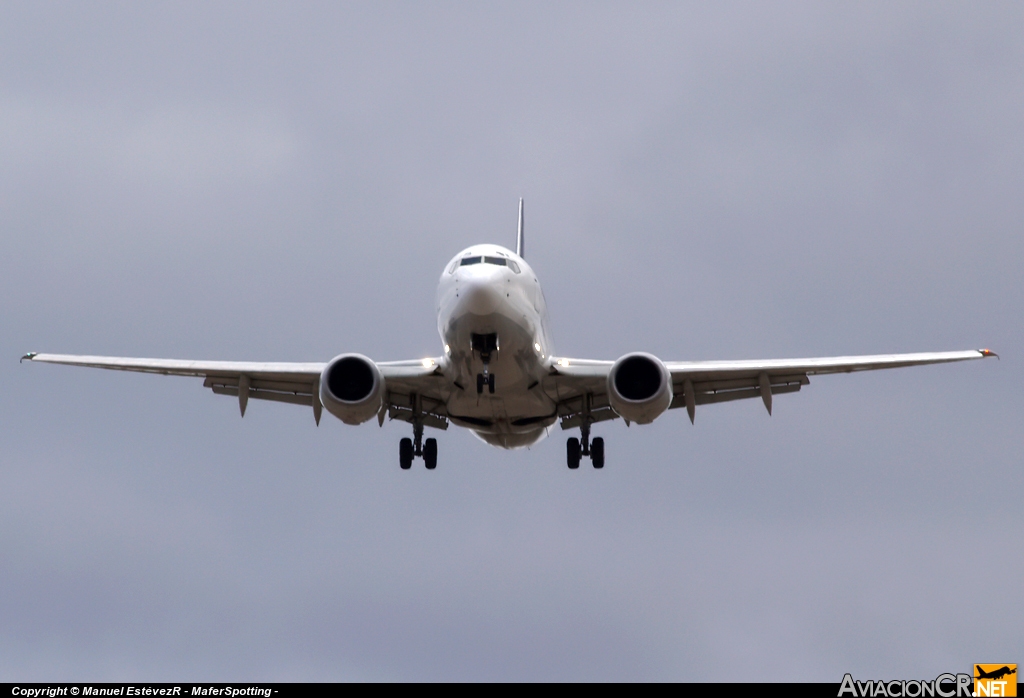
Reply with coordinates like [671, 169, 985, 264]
[436, 244, 556, 448]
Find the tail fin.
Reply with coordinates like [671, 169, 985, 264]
[516, 198, 524, 258]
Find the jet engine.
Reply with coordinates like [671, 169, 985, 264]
[319, 353, 386, 425]
[607, 352, 673, 424]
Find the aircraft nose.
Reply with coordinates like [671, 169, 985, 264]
[458, 271, 504, 314]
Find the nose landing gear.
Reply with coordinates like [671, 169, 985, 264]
[476, 372, 495, 394]
[472, 333, 498, 394]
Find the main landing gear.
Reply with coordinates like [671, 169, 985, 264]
[400, 417, 437, 470]
[567, 422, 604, 469]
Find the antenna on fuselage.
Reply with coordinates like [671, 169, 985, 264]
[516, 198, 524, 258]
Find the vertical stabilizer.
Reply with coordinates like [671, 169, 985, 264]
[516, 198, 524, 258]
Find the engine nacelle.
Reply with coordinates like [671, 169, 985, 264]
[607, 352, 673, 424]
[319, 353, 385, 425]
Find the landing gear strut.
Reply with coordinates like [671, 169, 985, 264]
[399, 393, 438, 470]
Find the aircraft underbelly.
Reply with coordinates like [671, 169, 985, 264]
[442, 308, 556, 438]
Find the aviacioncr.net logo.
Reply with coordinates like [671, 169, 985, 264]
[974, 665, 1017, 697]
[839, 673, 973, 698]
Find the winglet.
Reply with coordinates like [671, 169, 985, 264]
[516, 198, 524, 259]
[20, 352, 37, 363]
[980, 348, 999, 359]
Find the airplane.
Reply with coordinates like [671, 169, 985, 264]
[975, 666, 1016, 681]
[22, 200, 997, 470]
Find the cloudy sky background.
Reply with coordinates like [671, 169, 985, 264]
[1, 1, 1021, 681]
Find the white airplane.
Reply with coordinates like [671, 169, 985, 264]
[22, 201, 996, 470]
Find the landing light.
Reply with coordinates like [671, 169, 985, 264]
[422, 358, 435, 368]
[534, 343, 541, 352]
[557, 358, 569, 367]
[444, 344, 450, 354]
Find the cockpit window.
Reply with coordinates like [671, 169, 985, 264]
[457, 255, 520, 272]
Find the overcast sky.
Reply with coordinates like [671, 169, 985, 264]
[1, 1, 1021, 681]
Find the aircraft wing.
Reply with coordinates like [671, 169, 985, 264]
[547, 349, 996, 427]
[20, 352, 448, 427]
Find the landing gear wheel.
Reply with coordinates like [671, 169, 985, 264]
[567, 437, 581, 469]
[399, 438, 413, 470]
[424, 438, 437, 470]
[476, 374, 485, 394]
[591, 437, 605, 469]
[488, 374, 495, 393]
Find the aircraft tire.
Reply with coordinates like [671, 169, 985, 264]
[591, 437, 604, 469]
[424, 438, 437, 470]
[399, 438, 413, 470]
[567, 437, 581, 469]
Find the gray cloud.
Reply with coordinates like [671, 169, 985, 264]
[1, 1, 1021, 681]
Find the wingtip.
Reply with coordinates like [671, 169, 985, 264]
[980, 348, 999, 359]
[20, 352, 37, 363]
